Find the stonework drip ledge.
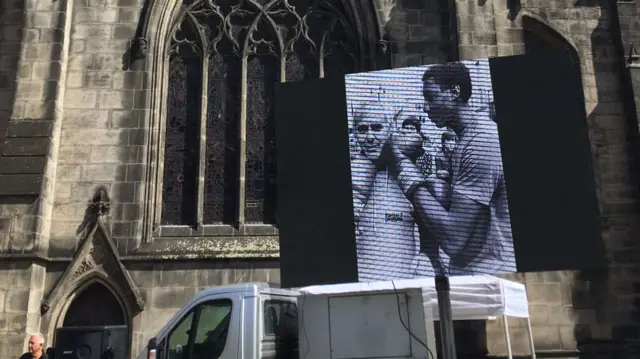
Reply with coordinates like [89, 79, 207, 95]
[0, 235, 280, 263]
[134, 236, 280, 259]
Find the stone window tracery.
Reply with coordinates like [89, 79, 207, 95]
[159, 0, 359, 227]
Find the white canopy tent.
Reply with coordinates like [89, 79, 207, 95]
[299, 275, 535, 359]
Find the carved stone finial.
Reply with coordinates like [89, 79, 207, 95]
[132, 37, 149, 60]
[90, 189, 111, 217]
[136, 298, 146, 311]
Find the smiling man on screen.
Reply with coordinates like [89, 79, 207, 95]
[351, 102, 435, 280]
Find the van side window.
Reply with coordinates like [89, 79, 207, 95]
[167, 311, 195, 359]
[192, 300, 233, 359]
[263, 300, 298, 359]
[264, 300, 298, 337]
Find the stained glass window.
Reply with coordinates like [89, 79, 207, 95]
[160, 0, 360, 227]
[161, 52, 201, 225]
[204, 52, 241, 224]
[245, 56, 278, 223]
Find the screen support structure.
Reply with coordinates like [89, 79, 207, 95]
[436, 275, 457, 359]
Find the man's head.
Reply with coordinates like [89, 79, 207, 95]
[422, 62, 472, 128]
[28, 333, 44, 355]
[441, 131, 457, 154]
[395, 109, 427, 158]
[353, 102, 391, 161]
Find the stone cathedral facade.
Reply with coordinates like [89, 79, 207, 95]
[1, 0, 640, 357]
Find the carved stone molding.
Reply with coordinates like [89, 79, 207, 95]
[41, 218, 145, 328]
[91, 244, 106, 265]
[72, 260, 94, 280]
[377, 40, 388, 55]
[132, 37, 149, 60]
[40, 300, 50, 315]
[90, 189, 111, 217]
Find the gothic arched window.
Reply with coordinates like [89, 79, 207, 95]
[160, 0, 359, 227]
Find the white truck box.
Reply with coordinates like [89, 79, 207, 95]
[297, 286, 437, 359]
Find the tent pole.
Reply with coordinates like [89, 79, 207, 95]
[502, 315, 513, 359]
[525, 317, 536, 359]
[436, 275, 457, 359]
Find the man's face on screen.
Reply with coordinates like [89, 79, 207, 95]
[423, 78, 455, 128]
[443, 137, 457, 154]
[355, 113, 389, 161]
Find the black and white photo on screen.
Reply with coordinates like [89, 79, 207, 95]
[346, 59, 516, 282]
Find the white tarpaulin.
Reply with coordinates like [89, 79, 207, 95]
[298, 275, 529, 321]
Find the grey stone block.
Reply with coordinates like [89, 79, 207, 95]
[2, 138, 50, 156]
[0, 157, 47, 174]
[6, 120, 52, 138]
[153, 269, 196, 288]
[151, 286, 198, 309]
[5, 288, 30, 312]
[0, 174, 43, 195]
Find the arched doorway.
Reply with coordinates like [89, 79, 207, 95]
[63, 282, 126, 327]
[53, 282, 129, 359]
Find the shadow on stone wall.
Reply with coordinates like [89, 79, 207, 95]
[572, 0, 640, 357]
[76, 186, 111, 235]
[48, 186, 111, 257]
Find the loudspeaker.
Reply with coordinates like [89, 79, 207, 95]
[54, 326, 127, 359]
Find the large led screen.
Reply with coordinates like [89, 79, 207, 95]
[274, 54, 605, 289]
[346, 60, 515, 281]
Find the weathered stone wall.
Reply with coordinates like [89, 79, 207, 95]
[0, 262, 46, 357]
[376, 0, 454, 67]
[51, 0, 147, 256]
[0, 0, 75, 254]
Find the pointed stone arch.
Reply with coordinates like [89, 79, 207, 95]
[520, 11, 581, 65]
[40, 219, 145, 344]
[136, 0, 385, 243]
[63, 281, 127, 327]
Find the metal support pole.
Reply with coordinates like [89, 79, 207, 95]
[436, 275, 457, 359]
